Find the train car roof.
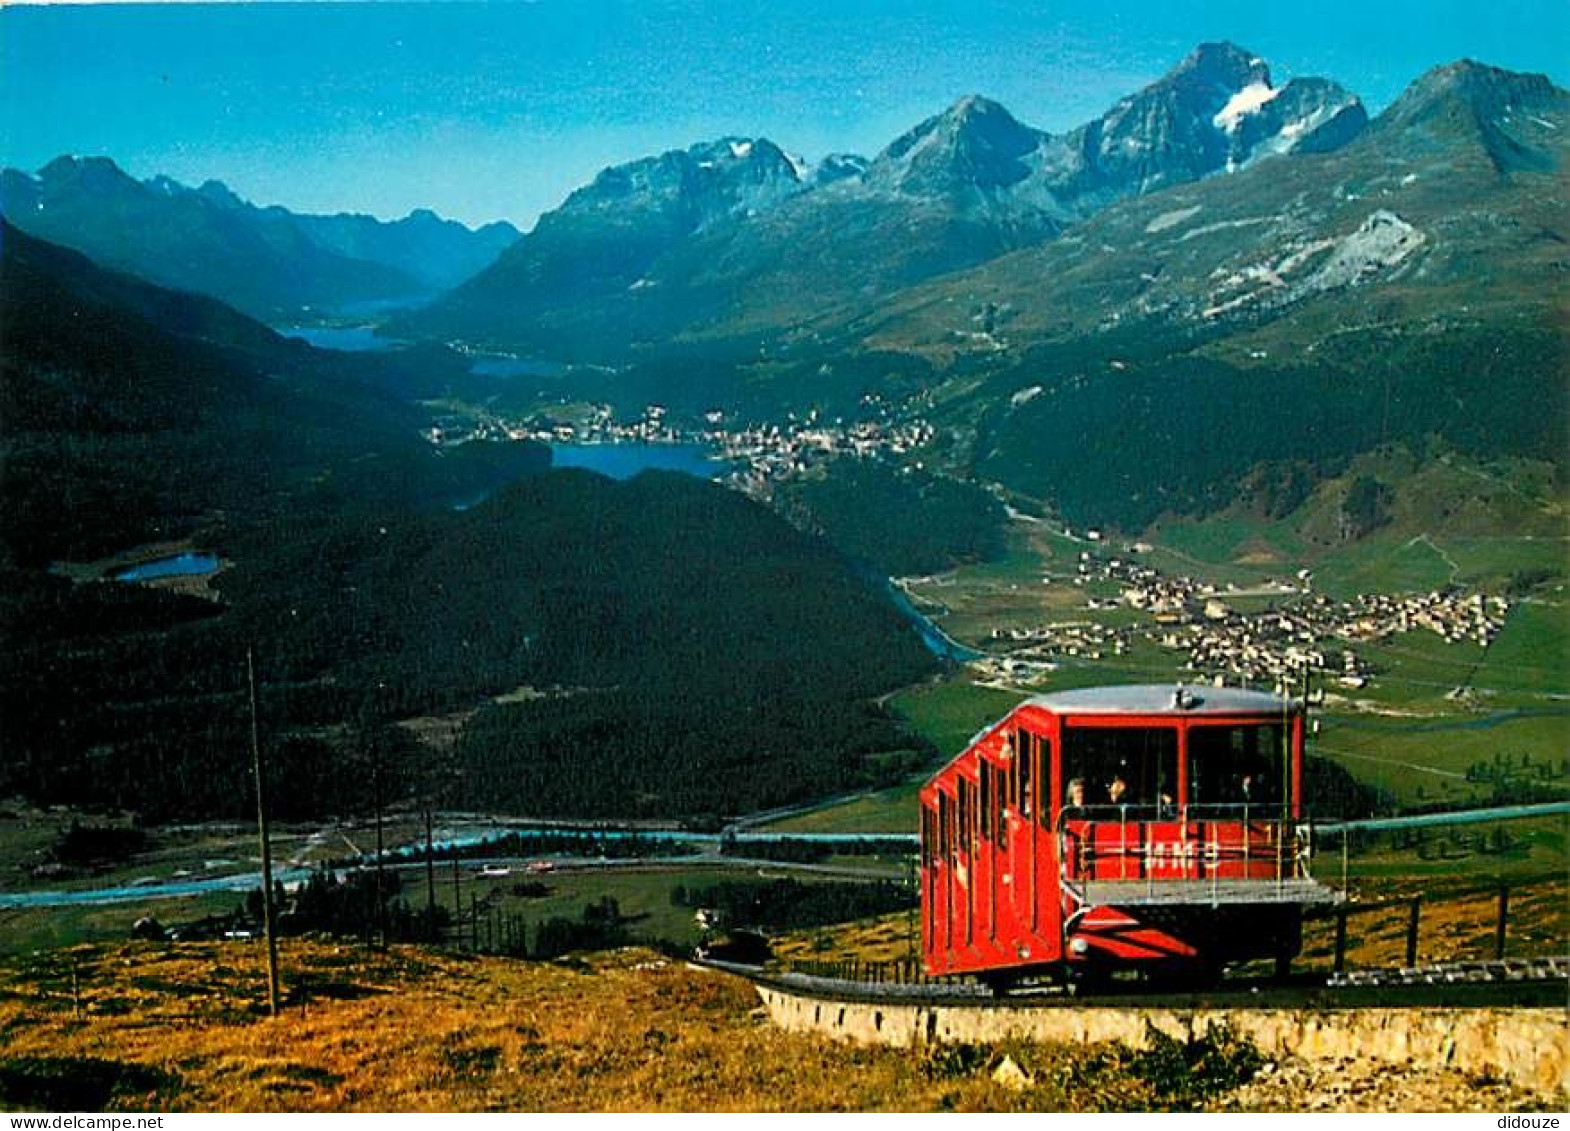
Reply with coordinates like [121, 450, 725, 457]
[1024, 683, 1297, 717]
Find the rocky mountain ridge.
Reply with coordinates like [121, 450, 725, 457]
[405, 41, 1369, 357]
[0, 157, 520, 321]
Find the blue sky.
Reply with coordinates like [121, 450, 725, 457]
[2, 1, 1565, 229]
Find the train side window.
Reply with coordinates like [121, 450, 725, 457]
[958, 776, 973, 855]
[1036, 737, 1054, 827]
[1017, 731, 1033, 818]
[979, 763, 992, 844]
[921, 804, 937, 865]
[939, 790, 954, 861]
[993, 764, 1009, 848]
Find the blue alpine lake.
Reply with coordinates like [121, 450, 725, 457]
[450, 442, 734, 511]
[115, 553, 221, 582]
[280, 324, 404, 352]
[549, 442, 733, 481]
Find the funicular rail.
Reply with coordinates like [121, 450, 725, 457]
[696, 955, 1570, 1007]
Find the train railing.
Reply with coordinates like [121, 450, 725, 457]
[1056, 804, 1315, 893]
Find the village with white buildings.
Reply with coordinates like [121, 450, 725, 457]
[976, 546, 1509, 694]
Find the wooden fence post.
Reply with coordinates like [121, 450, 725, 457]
[1333, 908, 1349, 974]
[1405, 897, 1422, 967]
[1495, 886, 1510, 961]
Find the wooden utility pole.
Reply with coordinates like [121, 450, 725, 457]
[249, 648, 281, 1017]
[373, 746, 385, 949]
[424, 807, 438, 941]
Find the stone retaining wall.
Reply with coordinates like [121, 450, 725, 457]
[756, 986, 1569, 1094]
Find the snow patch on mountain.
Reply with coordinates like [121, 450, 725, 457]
[1214, 82, 1282, 133]
[1146, 205, 1203, 234]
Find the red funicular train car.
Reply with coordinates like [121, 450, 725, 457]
[919, 684, 1338, 987]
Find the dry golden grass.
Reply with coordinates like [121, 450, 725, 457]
[1300, 876, 1569, 971]
[0, 936, 1558, 1113]
[0, 939, 1143, 1112]
[773, 912, 918, 965]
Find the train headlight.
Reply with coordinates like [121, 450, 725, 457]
[1069, 936, 1090, 955]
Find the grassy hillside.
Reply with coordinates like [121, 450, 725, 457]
[772, 458, 1010, 577]
[0, 940, 1553, 1112]
[0, 219, 549, 566]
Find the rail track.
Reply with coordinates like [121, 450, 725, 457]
[697, 955, 1570, 1010]
[706, 953, 1570, 1093]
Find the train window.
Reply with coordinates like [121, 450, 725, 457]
[939, 790, 954, 861]
[921, 805, 937, 865]
[1062, 726, 1177, 810]
[979, 763, 992, 844]
[1017, 731, 1033, 818]
[1036, 737, 1054, 827]
[958, 776, 974, 855]
[993, 764, 1008, 848]
[1188, 724, 1285, 807]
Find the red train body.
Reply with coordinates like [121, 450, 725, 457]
[919, 684, 1337, 985]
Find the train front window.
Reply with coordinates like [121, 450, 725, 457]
[1187, 724, 1286, 808]
[1062, 726, 1177, 811]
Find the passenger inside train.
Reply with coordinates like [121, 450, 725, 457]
[1187, 723, 1285, 808]
[1062, 726, 1175, 816]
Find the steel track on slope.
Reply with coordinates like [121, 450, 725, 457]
[695, 956, 1570, 1010]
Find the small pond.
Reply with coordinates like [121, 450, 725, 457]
[115, 553, 221, 582]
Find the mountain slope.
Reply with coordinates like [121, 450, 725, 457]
[289, 207, 520, 291]
[839, 61, 1567, 527]
[403, 42, 1364, 360]
[1019, 42, 1365, 212]
[855, 60, 1566, 359]
[0, 219, 937, 823]
[0, 158, 518, 321]
[399, 136, 808, 354]
[0, 219, 547, 564]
